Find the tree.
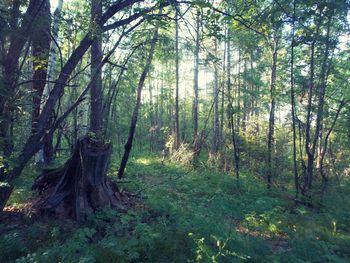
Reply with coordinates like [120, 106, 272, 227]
[31, 0, 51, 134]
[118, 13, 161, 179]
[192, 9, 201, 151]
[0, 0, 45, 160]
[211, 37, 219, 153]
[290, 0, 299, 199]
[43, 0, 64, 165]
[0, 0, 166, 211]
[90, 0, 103, 142]
[174, 6, 180, 150]
[226, 18, 240, 183]
[267, 29, 279, 190]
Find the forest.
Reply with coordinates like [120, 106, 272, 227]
[0, 0, 350, 262]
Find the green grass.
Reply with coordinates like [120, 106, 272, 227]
[1, 154, 350, 262]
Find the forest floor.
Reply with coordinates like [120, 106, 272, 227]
[1, 154, 350, 262]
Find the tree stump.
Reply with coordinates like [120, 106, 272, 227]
[33, 136, 120, 222]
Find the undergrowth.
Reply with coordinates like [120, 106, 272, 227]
[1, 154, 350, 262]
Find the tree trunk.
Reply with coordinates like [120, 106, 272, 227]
[90, 0, 103, 142]
[33, 137, 119, 222]
[39, 0, 64, 165]
[174, 8, 180, 150]
[242, 59, 247, 133]
[212, 37, 219, 153]
[267, 31, 279, 190]
[149, 80, 155, 152]
[304, 40, 316, 197]
[118, 18, 160, 179]
[290, 0, 299, 199]
[31, 0, 51, 133]
[237, 49, 241, 129]
[312, 13, 333, 179]
[0, 0, 44, 160]
[220, 27, 226, 147]
[303, 9, 323, 197]
[319, 100, 347, 181]
[193, 9, 200, 151]
[31, 0, 51, 167]
[227, 26, 239, 183]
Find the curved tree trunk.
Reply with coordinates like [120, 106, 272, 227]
[118, 15, 160, 179]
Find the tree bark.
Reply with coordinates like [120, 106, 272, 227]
[174, 8, 180, 150]
[0, 0, 44, 159]
[90, 0, 103, 142]
[312, 14, 333, 182]
[227, 25, 239, 183]
[148, 79, 155, 152]
[304, 39, 316, 197]
[39, 0, 64, 165]
[193, 9, 200, 150]
[33, 137, 119, 222]
[31, 0, 51, 133]
[242, 59, 247, 132]
[303, 7, 324, 197]
[319, 100, 348, 181]
[267, 31, 279, 190]
[212, 37, 219, 153]
[290, 0, 299, 199]
[31, 0, 52, 167]
[236, 49, 241, 129]
[118, 18, 160, 179]
[220, 27, 226, 147]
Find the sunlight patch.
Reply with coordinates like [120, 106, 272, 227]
[135, 158, 151, 165]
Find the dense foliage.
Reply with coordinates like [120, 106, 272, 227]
[0, 0, 349, 261]
[1, 155, 350, 262]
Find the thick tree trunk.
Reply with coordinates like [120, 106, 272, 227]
[31, 0, 51, 128]
[90, 0, 103, 142]
[33, 137, 119, 222]
[31, 0, 51, 167]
